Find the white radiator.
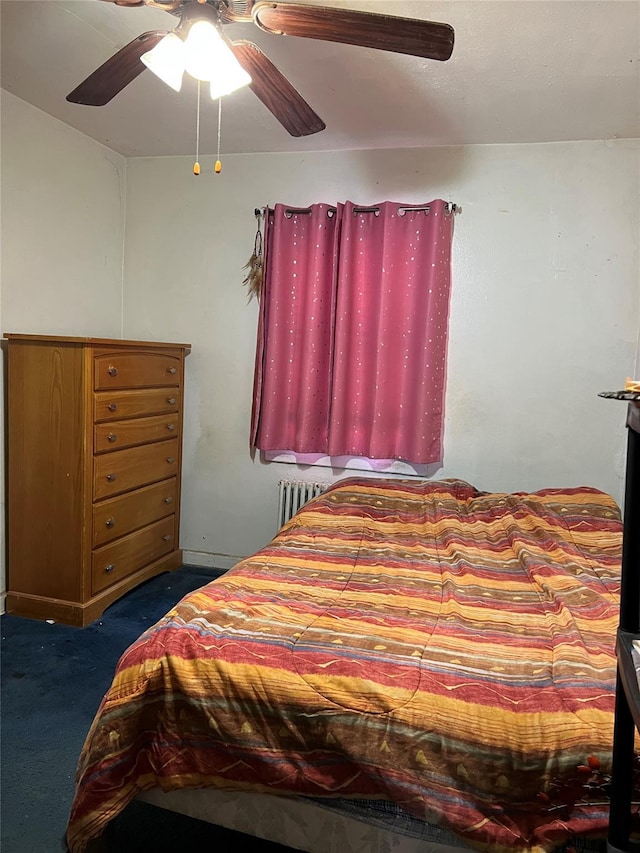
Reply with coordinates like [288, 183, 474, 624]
[277, 480, 328, 528]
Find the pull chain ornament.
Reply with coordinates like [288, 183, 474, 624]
[193, 80, 201, 175]
[215, 96, 222, 173]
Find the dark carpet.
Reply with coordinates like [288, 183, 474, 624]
[1, 565, 295, 853]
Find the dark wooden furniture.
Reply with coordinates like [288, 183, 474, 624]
[608, 399, 640, 853]
[4, 333, 191, 627]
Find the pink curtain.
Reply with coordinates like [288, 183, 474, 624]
[251, 203, 340, 451]
[251, 199, 454, 464]
[328, 200, 453, 462]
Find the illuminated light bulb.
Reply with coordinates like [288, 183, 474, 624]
[141, 19, 250, 100]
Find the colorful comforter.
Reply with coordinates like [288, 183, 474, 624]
[66, 478, 623, 852]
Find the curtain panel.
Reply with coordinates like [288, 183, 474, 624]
[250, 199, 454, 464]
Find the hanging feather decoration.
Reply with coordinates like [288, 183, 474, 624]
[243, 209, 264, 302]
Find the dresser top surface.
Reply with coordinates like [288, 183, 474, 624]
[3, 333, 191, 350]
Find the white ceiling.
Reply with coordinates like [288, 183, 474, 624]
[1, 0, 639, 158]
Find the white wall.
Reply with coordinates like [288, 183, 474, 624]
[1, 93, 126, 337]
[0, 91, 127, 600]
[122, 140, 639, 568]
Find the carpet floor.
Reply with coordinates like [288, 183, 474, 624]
[1, 565, 296, 853]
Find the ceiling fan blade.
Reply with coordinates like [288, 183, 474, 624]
[66, 31, 168, 106]
[229, 40, 326, 137]
[252, 2, 454, 61]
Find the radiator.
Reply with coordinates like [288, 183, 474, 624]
[277, 480, 328, 528]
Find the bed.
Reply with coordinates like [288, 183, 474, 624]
[65, 475, 625, 853]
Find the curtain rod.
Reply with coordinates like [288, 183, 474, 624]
[254, 203, 459, 218]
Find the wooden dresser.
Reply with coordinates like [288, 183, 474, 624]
[4, 333, 191, 626]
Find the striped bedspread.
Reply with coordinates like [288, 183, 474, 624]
[66, 478, 623, 852]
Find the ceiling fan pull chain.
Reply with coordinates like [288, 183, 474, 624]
[215, 97, 222, 174]
[193, 80, 201, 176]
[214, 1, 223, 174]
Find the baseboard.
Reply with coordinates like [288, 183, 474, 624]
[181, 551, 245, 572]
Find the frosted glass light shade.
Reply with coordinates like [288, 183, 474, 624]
[183, 20, 251, 95]
[209, 53, 252, 99]
[141, 33, 186, 92]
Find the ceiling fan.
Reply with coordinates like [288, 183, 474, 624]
[67, 0, 455, 138]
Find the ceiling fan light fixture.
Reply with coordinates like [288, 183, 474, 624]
[140, 32, 186, 92]
[182, 20, 251, 94]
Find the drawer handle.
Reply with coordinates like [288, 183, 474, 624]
[166, 457, 175, 464]
[166, 423, 176, 431]
[167, 397, 177, 405]
[167, 367, 177, 375]
[164, 496, 173, 504]
[106, 473, 116, 482]
[162, 534, 172, 542]
[105, 518, 115, 528]
[107, 433, 117, 443]
[108, 366, 118, 377]
[105, 563, 115, 573]
[107, 403, 118, 412]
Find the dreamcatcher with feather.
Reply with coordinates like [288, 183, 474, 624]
[243, 208, 264, 301]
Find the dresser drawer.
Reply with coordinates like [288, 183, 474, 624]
[94, 413, 180, 453]
[94, 439, 179, 499]
[94, 352, 182, 390]
[93, 478, 178, 547]
[92, 516, 176, 594]
[94, 388, 181, 422]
